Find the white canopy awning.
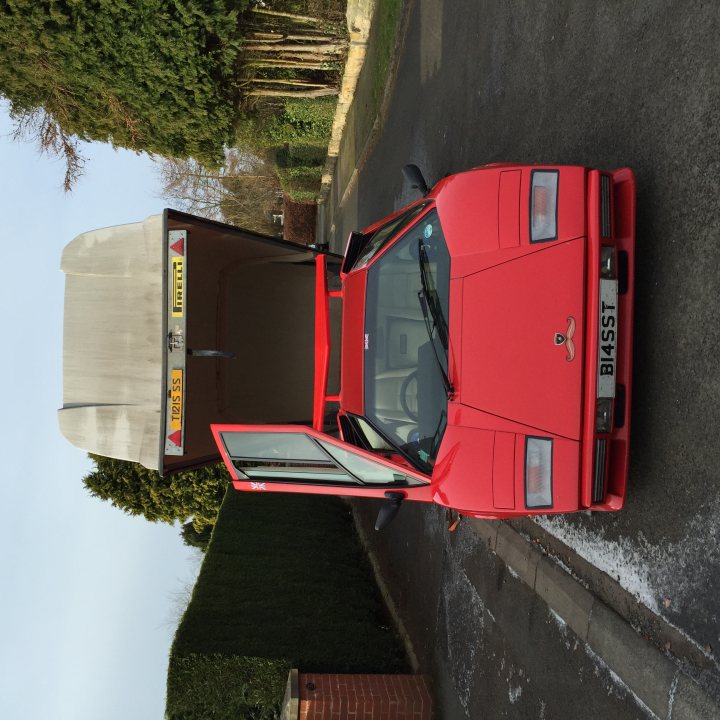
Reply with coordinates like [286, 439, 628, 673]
[58, 214, 165, 470]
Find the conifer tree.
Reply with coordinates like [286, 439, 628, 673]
[0, 0, 246, 170]
[84, 454, 228, 531]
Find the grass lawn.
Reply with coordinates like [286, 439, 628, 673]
[370, 0, 405, 118]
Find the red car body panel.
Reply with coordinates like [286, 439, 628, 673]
[435, 166, 587, 278]
[214, 164, 636, 519]
[339, 270, 366, 416]
[458, 237, 586, 440]
[312, 255, 341, 430]
[431, 425, 581, 517]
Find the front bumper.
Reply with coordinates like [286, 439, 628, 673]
[581, 168, 636, 509]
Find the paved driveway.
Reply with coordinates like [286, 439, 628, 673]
[334, 0, 720, 714]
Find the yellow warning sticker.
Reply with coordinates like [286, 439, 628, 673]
[171, 257, 184, 317]
[170, 369, 183, 431]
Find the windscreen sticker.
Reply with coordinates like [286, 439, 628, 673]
[423, 223, 433, 239]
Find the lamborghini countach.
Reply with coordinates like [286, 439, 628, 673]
[212, 163, 635, 528]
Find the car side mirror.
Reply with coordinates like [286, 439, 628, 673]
[402, 164, 430, 196]
[375, 491, 405, 531]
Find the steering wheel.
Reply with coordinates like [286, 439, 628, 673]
[399, 371, 418, 421]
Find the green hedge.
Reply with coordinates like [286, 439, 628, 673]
[166, 653, 287, 720]
[235, 97, 336, 149]
[0, 0, 247, 166]
[166, 490, 407, 719]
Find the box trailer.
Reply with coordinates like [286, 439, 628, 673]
[59, 210, 341, 475]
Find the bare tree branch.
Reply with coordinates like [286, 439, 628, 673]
[157, 150, 283, 235]
[247, 87, 338, 98]
[250, 7, 318, 23]
[10, 108, 85, 191]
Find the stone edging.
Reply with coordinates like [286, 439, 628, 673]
[468, 519, 720, 720]
[317, 0, 375, 209]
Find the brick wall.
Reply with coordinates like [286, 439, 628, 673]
[298, 673, 432, 720]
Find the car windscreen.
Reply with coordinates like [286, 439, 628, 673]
[351, 202, 429, 271]
[363, 208, 450, 473]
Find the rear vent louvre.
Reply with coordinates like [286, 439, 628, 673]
[600, 175, 612, 238]
[617, 250, 629, 294]
[593, 439, 607, 503]
[614, 385, 626, 428]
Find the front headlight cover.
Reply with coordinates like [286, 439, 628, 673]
[600, 245, 617, 279]
[530, 170, 559, 242]
[525, 437, 553, 508]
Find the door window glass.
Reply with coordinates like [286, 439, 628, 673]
[220, 429, 427, 487]
[317, 440, 413, 485]
[222, 431, 327, 462]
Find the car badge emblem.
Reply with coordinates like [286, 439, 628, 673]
[554, 316, 576, 362]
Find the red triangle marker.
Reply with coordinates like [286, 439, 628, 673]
[168, 430, 182, 446]
[170, 238, 185, 256]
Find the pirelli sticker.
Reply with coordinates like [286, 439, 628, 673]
[166, 229, 187, 455]
[171, 257, 184, 317]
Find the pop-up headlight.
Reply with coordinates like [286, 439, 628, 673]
[525, 437, 553, 508]
[530, 170, 559, 242]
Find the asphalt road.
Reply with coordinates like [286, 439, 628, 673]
[354, 501, 657, 719]
[334, 0, 720, 715]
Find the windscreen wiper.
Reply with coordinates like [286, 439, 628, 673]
[417, 240, 453, 397]
[429, 410, 448, 458]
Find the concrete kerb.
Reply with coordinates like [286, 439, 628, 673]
[467, 519, 720, 720]
[496, 522, 540, 589]
[672, 673, 720, 720]
[535, 555, 593, 641]
[587, 601, 677, 719]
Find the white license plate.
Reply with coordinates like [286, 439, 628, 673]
[597, 279, 618, 398]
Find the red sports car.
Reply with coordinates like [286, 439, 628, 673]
[212, 164, 635, 528]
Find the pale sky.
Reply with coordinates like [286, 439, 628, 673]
[0, 101, 200, 720]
